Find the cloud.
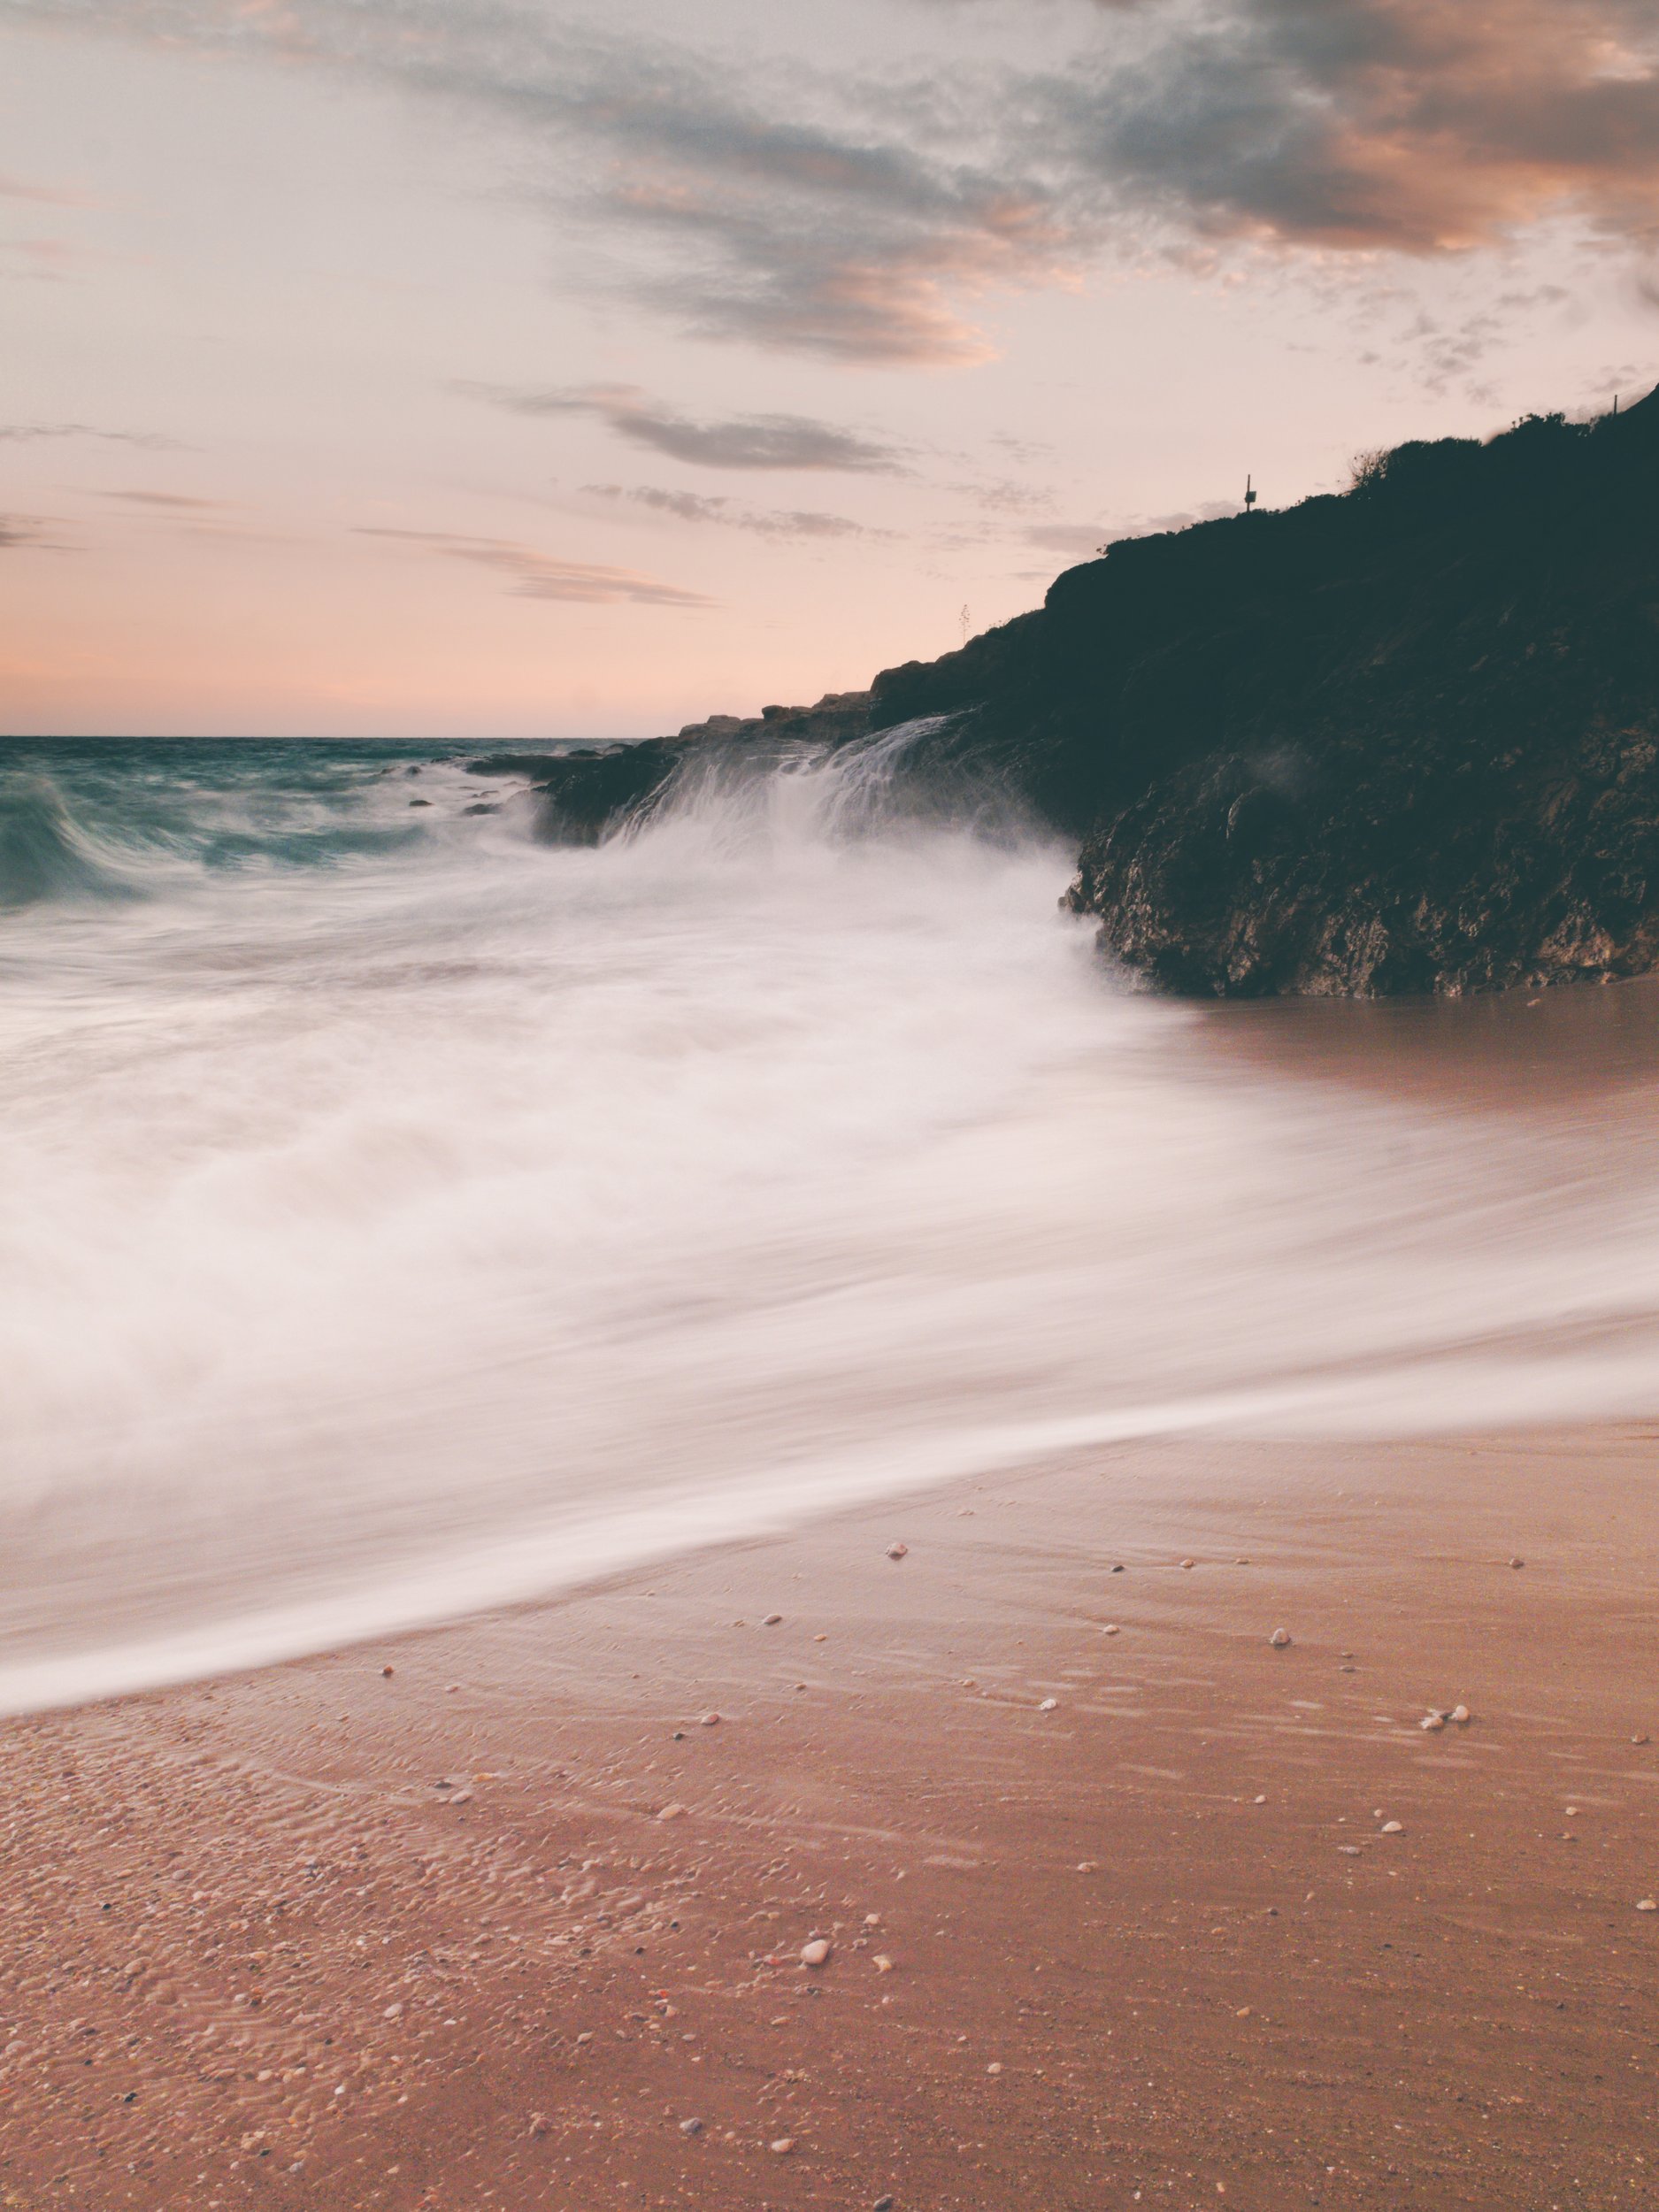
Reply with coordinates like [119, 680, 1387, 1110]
[357, 527, 715, 606]
[16, 0, 1659, 365]
[1054, 0, 1659, 255]
[0, 513, 71, 550]
[12, 0, 1074, 364]
[0, 422, 182, 447]
[104, 489, 228, 509]
[457, 381, 902, 472]
[0, 172, 96, 207]
[584, 483, 891, 541]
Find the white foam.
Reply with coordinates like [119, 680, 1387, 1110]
[4, 736, 1659, 1711]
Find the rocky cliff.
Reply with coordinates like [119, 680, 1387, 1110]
[511, 383, 1659, 997]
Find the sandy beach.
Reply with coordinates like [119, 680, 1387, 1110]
[4, 1424, 1655, 2211]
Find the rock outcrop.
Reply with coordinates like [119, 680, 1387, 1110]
[513, 384, 1659, 996]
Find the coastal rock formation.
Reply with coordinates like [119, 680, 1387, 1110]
[518, 384, 1659, 996]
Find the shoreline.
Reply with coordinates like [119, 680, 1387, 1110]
[4, 1425, 1657, 2208]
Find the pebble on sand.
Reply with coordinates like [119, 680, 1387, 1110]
[1449, 1704, 1472, 1724]
[875, 2198, 896, 2211]
[769, 2137, 795, 2155]
[886, 1542, 909, 1560]
[763, 1613, 783, 1626]
[1638, 1899, 1658, 1913]
[527, 2114, 551, 2139]
[1038, 1697, 1059, 1712]
[801, 1939, 832, 1967]
[680, 2118, 703, 2136]
[1269, 1629, 1292, 1648]
[1509, 1556, 1525, 1569]
[1420, 1712, 1447, 1732]
[873, 1954, 895, 1972]
[1102, 1624, 1120, 1636]
[657, 1802, 688, 1821]
[380, 1665, 395, 1678]
[1179, 1558, 1195, 1569]
[1379, 1820, 1404, 1834]
[700, 1712, 721, 1727]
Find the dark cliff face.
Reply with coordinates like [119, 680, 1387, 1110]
[509, 384, 1659, 998]
[869, 387, 1659, 995]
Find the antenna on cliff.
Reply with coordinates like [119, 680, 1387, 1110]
[1244, 473, 1258, 514]
[959, 603, 971, 649]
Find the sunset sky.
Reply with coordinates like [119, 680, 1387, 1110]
[4, 0, 1659, 738]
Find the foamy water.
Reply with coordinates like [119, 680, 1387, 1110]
[4, 732, 1659, 1714]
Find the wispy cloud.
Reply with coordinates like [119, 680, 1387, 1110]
[0, 423, 182, 448]
[0, 512, 72, 550]
[357, 527, 715, 606]
[0, 171, 98, 208]
[457, 381, 903, 472]
[103, 488, 228, 509]
[584, 483, 893, 541]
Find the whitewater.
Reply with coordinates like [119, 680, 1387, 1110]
[4, 732, 1659, 1716]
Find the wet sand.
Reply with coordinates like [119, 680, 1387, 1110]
[3, 1425, 1657, 2210]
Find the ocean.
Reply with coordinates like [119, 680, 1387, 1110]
[4, 732, 1658, 1713]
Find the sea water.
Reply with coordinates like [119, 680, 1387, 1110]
[4, 732, 1658, 1712]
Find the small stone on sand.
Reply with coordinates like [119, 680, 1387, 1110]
[986, 2062, 1003, 2075]
[700, 1712, 720, 1727]
[1180, 1558, 1195, 1570]
[680, 2118, 703, 2136]
[1038, 1697, 1058, 1712]
[528, 2114, 550, 2138]
[1638, 1899, 1658, 1913]
[873, 1954, 894, 1972]
[1420, 1712, 1446, 1732]
[1450, 1704, 1471, 1724]
[875, 2198, 895, 2211]
[657, 1802, 688, 1821]
[1379, 1820, 1403, 1834]
[800, 1939, 832, 1967]
[769, 2137, 795, 2155]
[1102, 1624, 1120, 1636]
[886, 1542, 909, 1560]
[380, 1665, 394, 1678]
[1253, 1794, 1267, 1805]
[1270, 1629, 1292, 1648]
[1509, 1557, 1525, 1569]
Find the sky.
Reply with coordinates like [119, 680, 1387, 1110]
[3, 0, 1658, 738]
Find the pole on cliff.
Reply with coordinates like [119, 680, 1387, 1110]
[1244, 473, 1258, 513]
